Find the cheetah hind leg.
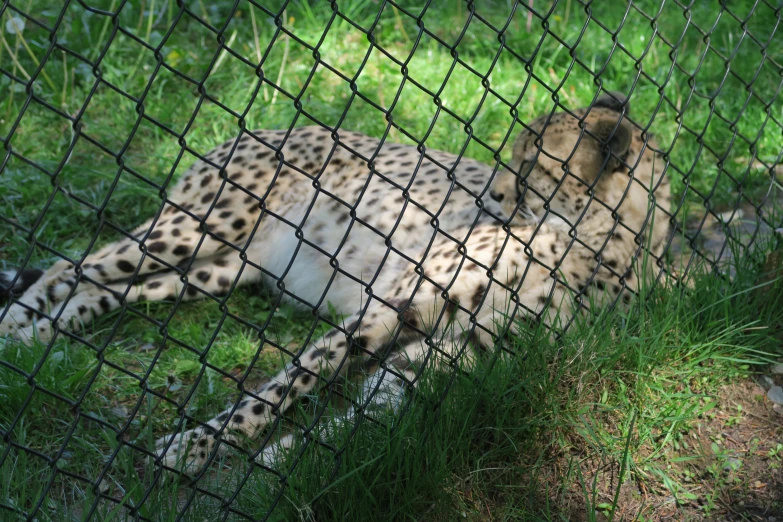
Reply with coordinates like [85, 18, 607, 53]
[257, 318, 496, 469]
[155, 304, 411, 472]
[13, 253, 258, 343]
[156, 298, 490, 471]
[256, 340, 431, 468]
[161, 341, 427, 472]
[0, 206, 243, 336]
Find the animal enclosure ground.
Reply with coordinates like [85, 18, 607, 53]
[1, 0, 782, 520]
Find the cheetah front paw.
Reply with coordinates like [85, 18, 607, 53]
[155, 427, 223, 472]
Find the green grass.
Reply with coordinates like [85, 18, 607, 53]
[2, 235, 782, 521]
[1, 0, 783, 520]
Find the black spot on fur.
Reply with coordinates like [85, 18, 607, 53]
[99, 296, 112, 312]
[351, 336, 369, 355]
[400, 306, 420, 328]
[196, 271, 211, 283]
[310, 348, 327, 360]
[147, 281, 162, 289]
[117, 260, 135, 273]
[173, 245, 190, 257]
[444, 298, 458, 317]
[472, 284, 486, 309]
[232, 218, 246, 230]
[148, 241, 167, 253]
[232, 414, 244, 424]
[252, 403, 265, 415]
[93, 264, 106, 277]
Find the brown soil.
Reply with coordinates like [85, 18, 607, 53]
[537, 381, 782, 521]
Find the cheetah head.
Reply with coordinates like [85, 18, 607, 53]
[490, 93, 670, 250]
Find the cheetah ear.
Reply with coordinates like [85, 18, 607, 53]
[593, 91, 630, 114]
[588, 118, 633, 176]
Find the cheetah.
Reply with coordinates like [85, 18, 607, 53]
[0, 93, 671, 470]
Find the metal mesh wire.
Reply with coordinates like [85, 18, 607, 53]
[0, 0, 781, 519]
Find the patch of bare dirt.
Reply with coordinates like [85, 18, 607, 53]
[541, 381, 783, 521]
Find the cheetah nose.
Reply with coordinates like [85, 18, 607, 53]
[489, 191, 504, 202]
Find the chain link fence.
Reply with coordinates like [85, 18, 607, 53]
[0, 0, 781, 520]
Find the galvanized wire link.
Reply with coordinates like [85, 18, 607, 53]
[0, 0, 781, 520]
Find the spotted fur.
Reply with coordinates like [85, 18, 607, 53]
[0, 93, 671, 470]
